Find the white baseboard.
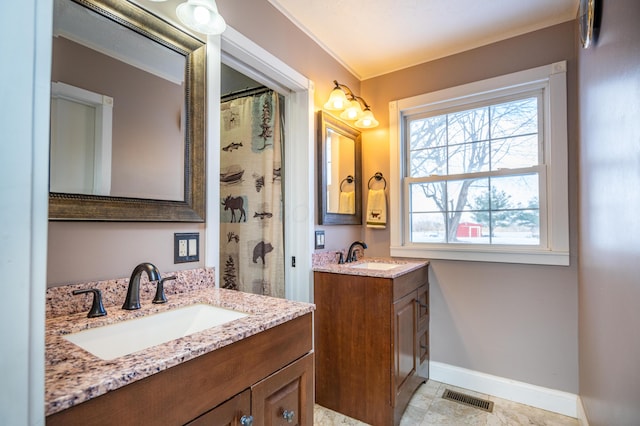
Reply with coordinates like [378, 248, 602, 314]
[430, 361, 577, 418]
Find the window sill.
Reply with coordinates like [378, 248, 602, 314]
[390, 245, 570, 266]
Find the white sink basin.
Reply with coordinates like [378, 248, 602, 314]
[64, 304, 248, 360]
[349, 262, 401, 271]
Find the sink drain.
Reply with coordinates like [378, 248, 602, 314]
[442, 389, 494, 412]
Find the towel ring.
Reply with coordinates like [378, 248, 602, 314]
[340, 175, 355, 192]
[367, 172, 387, 190]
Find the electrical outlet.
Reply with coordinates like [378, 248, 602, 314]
[174, 232, 199, 263]
[179, 240, 188, 257]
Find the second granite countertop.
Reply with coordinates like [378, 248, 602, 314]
[313, 257, 429, 279]
[45, 287, 314, 416]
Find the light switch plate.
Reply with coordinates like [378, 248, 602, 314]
[315, 230, 325, 249]
[174, 232, 199, 263]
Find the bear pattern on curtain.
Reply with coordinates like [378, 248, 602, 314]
[220, 89, 285, 298]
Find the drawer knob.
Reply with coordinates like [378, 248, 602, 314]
[240, 415, 254, 426]
[282, 409, 295, 422]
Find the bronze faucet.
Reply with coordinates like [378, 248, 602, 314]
[346, 241, 368, 263]
[122, 262, 161, 310]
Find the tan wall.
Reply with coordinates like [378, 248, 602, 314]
[577, 0, 640, 423]
[360, 22, 579, 392]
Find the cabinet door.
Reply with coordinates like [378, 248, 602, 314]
[186, 389, 251, 426]
[251, 353, 314, 426]
[393, 291, 417, 400]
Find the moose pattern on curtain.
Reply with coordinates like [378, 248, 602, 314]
[220, 90, 284, 298]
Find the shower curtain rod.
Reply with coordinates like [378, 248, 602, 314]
[221, 86, 272, 101]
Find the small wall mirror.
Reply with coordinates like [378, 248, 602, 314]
[317, 111, 362, 225]
[48, 0, 205, 221]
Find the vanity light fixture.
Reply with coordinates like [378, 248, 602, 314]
[324, 80, 379, 129]
[176, 0, 227, 35]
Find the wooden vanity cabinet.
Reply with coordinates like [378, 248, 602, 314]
[46, 313, 313, 426]
[314, 265, 429, 426]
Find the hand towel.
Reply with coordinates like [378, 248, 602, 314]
[338, 190, 355, 214]
[366, 188, 387, 228]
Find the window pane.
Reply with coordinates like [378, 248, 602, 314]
[410, 212, 445, 243]
[410, 147, 447, 176]
[448, 141, 491, 174]
[449, 212, 490, 244]
[490, 97, 538, 139]
[409, 115, 447, 150]
[488, 174, 539, 245]
[492, 134, 539, 169]
[448, 178, 488, 212]
[491, 174, 539, 207]
[410, 182, 445, 212]
[491, 209, 539, 245]
[448, 107, 490, 145]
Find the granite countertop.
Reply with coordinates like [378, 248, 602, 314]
[45, 287, 314, 416]
[312, 257, 429, 279]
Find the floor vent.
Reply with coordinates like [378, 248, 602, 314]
[442, 389, 494, 413]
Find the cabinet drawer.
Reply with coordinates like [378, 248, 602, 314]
[393, 266, 429, 301]
[187, 389, 251, 426]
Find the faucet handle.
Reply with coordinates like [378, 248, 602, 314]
[337, 252, 345, 264]
[153, 275, 177, 304]
[72, 288, 107, 318]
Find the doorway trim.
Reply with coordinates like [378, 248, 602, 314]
[206, 26, 315, 302]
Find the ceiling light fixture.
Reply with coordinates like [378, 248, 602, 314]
[176, 0, 226, 35]
[324, 80, 378, 129]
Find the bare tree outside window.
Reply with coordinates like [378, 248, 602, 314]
[407, 95, 541, 245]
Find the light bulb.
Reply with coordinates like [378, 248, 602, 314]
[355, 109, 379, 128]
[176, 0, 227, 35]
[193, 5, 211, 24]
[340, 99, 363, 121]
[324, 88, 349, 111]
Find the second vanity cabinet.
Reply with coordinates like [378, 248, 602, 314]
[314, 263, 429, 426]
[47, 313, 313, 426]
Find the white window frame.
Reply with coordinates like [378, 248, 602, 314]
[389, 61, 569, 266]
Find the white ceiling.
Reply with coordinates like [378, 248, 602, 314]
[268, 0, 579, 79]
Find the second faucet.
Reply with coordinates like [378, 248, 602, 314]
[346, 241, 367, 263]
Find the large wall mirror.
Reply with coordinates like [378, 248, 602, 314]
[49, 0, 205, 221]
[317, 111, 362, 225]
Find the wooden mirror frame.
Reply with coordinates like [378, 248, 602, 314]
[317, 111, 362, 225]
[49, 0, 206, 222]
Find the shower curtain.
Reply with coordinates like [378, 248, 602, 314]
[219, 89, 285, 298]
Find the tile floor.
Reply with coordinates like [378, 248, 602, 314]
[314, 380, 579, 425]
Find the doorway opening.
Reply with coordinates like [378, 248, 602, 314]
[217, 30, 314, 302]
[219, 64, 285, 297]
